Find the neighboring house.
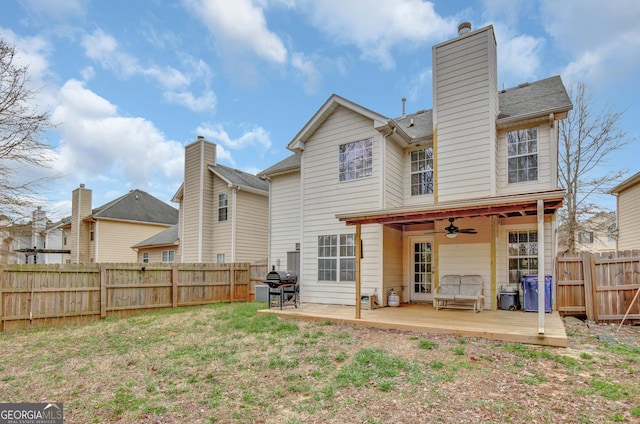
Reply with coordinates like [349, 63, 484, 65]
[132, 224, 179, 263]
[0, 208, 69, 264]
[171, 137, 269, 263]
[260, 23, 572, 311]
[60, 185, 179, 263]
[609, 171, 640, 251]
[572, 211, 617, 253]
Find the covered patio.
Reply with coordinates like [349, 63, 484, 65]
[258, 303, 568, 347]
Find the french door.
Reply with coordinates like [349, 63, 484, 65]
[410, 238, 433, 302]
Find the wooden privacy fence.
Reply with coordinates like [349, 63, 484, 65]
[0, 262, 268, 331]
[556, 250, 640, 323]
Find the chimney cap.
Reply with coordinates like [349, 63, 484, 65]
[458, 22, 472, 35]
[197, 135, 205, 140]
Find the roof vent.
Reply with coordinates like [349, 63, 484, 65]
[401, 98, 406, 119]
[458, 22, 471, 36]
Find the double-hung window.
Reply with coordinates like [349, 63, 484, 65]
[339, 138, 372, 181]
[410, 147, 434, 195]
[218, 193, 228, 222]
[508, 230, 538, 284]
[507, 127, 538, 183]
[318, 234, 356, 282]
[162, 250, 175, 263]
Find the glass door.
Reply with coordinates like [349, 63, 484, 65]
[410, 238, 433, 302]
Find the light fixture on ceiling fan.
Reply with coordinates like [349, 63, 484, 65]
[427, 217, 478, 238]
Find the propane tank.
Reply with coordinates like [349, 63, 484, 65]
[388, 288, 400, 307]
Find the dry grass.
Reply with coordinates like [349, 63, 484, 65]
[1, 302, 639, 423]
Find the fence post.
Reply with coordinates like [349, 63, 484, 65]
[172, 264, 178, 308]
[100, 264, 107, 318]
[581, 253, 594, 321]
[229, 263, 235, 303]
[0, 268, 4, 331]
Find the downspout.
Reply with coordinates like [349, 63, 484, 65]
[94, 220, 99, 263]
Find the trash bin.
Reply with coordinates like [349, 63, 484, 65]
[521, 275, 552, 312]
[499, 288, 519, 310]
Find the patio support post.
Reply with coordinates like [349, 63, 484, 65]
[537, 199, 545, 334]
[490, 215, 498, 310]
[355, 223, 361, 319]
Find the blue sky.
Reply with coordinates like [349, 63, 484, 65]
[1, 0, 638, 220]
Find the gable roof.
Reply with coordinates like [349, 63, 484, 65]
[609, 171, 640, 194]
[91, 189, 178, 225]
[288, 94, 388, 153]
[259, 153, 301, 178]
[132, 224, 179, 249]
[208, 164, 269, 194]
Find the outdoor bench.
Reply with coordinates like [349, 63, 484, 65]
[433, 275, 484, 312]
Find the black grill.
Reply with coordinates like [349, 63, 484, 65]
[264, 270, 297, 288]
[263, 269, 299, 309]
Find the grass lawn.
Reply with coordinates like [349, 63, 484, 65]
[1, 302, 639, 423]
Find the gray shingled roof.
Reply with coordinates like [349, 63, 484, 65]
[92, 189, 179, 225]
[258, 153, 301, 177]
[209, 164, 269, 193]
[497, 75, 572, 121]
[132, 224, 178, 248]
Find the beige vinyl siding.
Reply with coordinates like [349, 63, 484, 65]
[403, 145, 436, 207]
[438, 243, 491, 309]
[301, 106, 382, 305]
[70, 186, 92, 263]
[617, 183, 640, 250]
[137, 246, 178, 263]
[95, 219, 171, 263]
[433, 26, 497, 202]
[384, 139, 403, 208]
[269, 171, 301, 271]
[212, 175, 232, 261]
[382, 225, 403, 305]
[496, 123, 554, 194]
[234, 190, 268, 262]
[181, 141, 216, 262]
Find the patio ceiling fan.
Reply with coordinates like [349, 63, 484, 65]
[426, 218, 478, 238]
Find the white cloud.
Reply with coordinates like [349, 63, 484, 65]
[164, 90, 217, 113]
[300, 0, 456, 69]
[81, 29, 218, 111]
[539, 0, 640, 88]
[51, 80, 185, 190]
[291, 52, 322, 94]
[196, 124, 272, 153]
[184, 0, 288, 64]
[493, 24, 544, 87]
[0, 27, 51, 81]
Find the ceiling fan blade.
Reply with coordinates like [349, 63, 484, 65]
[458, 229, 478, 234]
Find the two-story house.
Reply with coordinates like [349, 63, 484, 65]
[609, 171, 640, 251]
[260, 23, 572, 315]
[61, 185, 179, 263]
[170, 136, 269, 263]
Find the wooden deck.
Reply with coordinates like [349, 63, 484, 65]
[257, 303, 568, 347]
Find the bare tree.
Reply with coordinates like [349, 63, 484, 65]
[0, 38, 55, 220]
[558, 82, 634, 253]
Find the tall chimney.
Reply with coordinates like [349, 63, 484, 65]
[458, 22, 472, 36]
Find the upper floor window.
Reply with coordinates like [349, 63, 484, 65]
[90, 222, 95, 241]
[339, 138, 372, 182]
[162, 250, 174, 263]
[142, 252, 149, 263]
[579, 231, 594, 244]
[216, 253, 225, 263]
[218, 193, 228, 222]
[507, 127, 538, 183]
[410, 148, 434, 195]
